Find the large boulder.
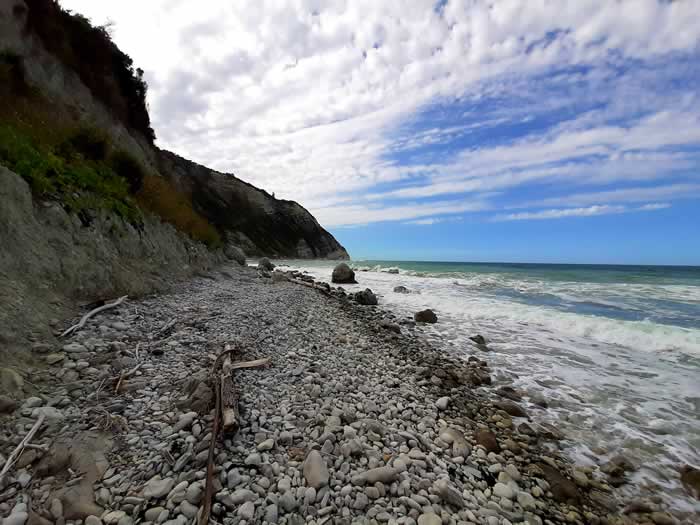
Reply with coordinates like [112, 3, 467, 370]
[414, 309, 437, 323]
[332, 263, 356, 283]
[257, 257, 275, 271]
[393, 285, 410, 294]
[224, 245, 246, 266]
[354, 289, 378, 306]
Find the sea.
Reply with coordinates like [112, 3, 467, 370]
[273, 259, 700, 514]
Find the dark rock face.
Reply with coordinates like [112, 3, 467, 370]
[354, 289, 378, 306]
[156, 151, 349, 260]
[414, 309, 438, 323]
[393, 286, 410, 294]
[332, 263, 356, 284]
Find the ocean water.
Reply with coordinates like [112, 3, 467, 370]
[275, 259, 700, 514]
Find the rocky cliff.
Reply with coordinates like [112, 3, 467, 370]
[0, 0, 348, 261]
[157, 151, 348, 259]
[0, 0, 347, 367]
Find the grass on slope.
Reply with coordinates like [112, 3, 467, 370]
[0, 124, 221, 247]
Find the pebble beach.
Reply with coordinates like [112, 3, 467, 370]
[0, 261, 694, 525]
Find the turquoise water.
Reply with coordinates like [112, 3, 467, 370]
[353, 261, 700, 330]
[276, 258, 700, 513]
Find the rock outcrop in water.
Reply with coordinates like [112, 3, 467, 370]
[332, 262, 357, 283]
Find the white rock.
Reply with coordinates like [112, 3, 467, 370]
[244, 453, 261, 465]
[103, 510, 126, 525]
[62, 343, 87, 353]
[3, 513, 28, 525]
[31, 406, 64, 421]
[435, 397, 450, 410]
[23, 397, 43, 408]
[257, 438, 274, 451]
[238, 501, 255, 520]
[277, 477, 291, 493]
[143, 476, 175, 499]
[493, 482, 514, 499]
[229, 489, 256, 505]
[517, 491, 536, 510]
[505, 464, 521, 481]
[418, 513, 442, 525]
[179, 501, 199, 518]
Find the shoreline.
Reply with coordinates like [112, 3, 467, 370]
[0, 262, 691, 524]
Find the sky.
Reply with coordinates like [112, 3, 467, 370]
[59, 0, 700, 265]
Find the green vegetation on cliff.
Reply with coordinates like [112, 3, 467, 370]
[23, 0, 155, 142]
[0, 124, 221, 247]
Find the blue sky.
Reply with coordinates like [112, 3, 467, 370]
[61, 0, 700, 264]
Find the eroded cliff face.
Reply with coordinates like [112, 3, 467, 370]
[0, 0, 348, 261]
[157, 151, 349, 259]
[0, 166, 223, 366]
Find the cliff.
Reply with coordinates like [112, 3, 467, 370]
[0, 0, 348, 260]
[0, 0, 347, 366]
[157, 150, 348, 259]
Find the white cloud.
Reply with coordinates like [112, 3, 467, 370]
[529, 183, 700, 208]
[638, 202, 671, 211]
[58, 0, 700, 226]
[406, 218, 441, 225]
[315, 199, 488, 227]
[494, 202, 671, 221]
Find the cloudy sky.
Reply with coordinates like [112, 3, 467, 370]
[60, 0, 700, 263]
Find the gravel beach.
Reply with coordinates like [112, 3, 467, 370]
[0, 262, 689, 525]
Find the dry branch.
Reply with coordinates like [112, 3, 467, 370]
[61, 295, 128, 337]
[220, 354, 238, 433]
[114, 363, 143, 394]
[0, 414, 45, 483]
[198, 345, 270, 525]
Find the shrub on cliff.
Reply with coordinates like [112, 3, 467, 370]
[23, 0, 155, 142]
[0, 124, 222, 248]
[136, 173, 222, 248]
[110, 150, 146, 193]
[60, 127, 109, 161]
[0, 124, 136, 219]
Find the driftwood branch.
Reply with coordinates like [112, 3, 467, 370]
[220, 353, 238, 433]
[61, 295, 128, 337]
[114, 363, 143, 394]
[198, 346, 270, 525]
[0, 414, 45, 483]
[230, 358, 271, 370]
[152, 318, 176, 339]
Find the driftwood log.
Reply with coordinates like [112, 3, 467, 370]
[61, 295, 128, 337]
[220, 353, 238, 432]
[0, 413, 45, 483]
[198, 346, 270, 525]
